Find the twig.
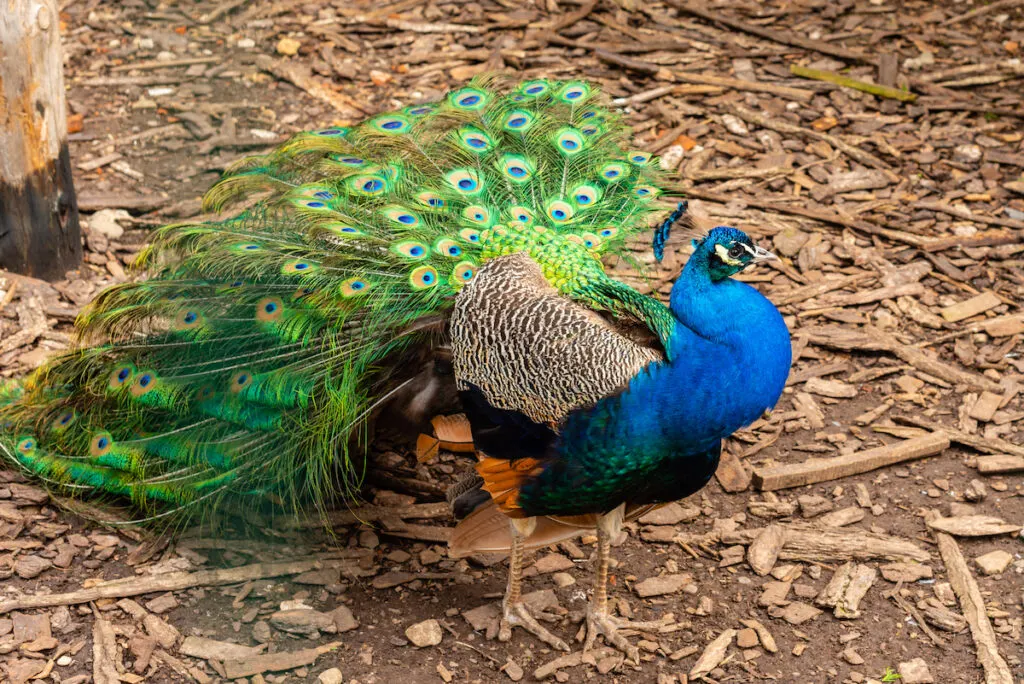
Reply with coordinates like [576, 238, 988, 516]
[384, 18, 488, 33]
[728, 105, 891, 170]
[911, 201, 1024, 231]
[790, 65, 917, 102]
[542, 0, 597, 32]
[885, 586, 947, 649]
[0, 553, 367, 615]
[286, 501, 451, 529]
[198, 0, 251, 23]
[254, 55, 369, 116]
[665, 0, 870, 64]
[109, 56, 219, 73]
[924, 510, 1014, 683]
[942, 0, 1024, 25]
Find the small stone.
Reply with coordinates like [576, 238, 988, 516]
[634, 573, 692, 598]
[975, 550, 1013, 575]
[276, 37, 301, 56]
[269, 609, 336, 637]
[358, 530, 379, 549]
[419, 548, 442, 565]
[405, 618, 443, 647]
[842, 647, 864, 665]
[503, 658, 524, 681]
[638, 502, 700, 525]
[14, 555, 52, 579]
[145, 593, 179, 614]
[964, 479, 987, 502]
[551, 572, 576, 587]
[86, 209, 129, 239]
[779, 602, 822, 625]
[330, 605, 359, 632]
[736, 628, 759, 649]
[318, 668, 343, 684]
[953, 144, 982, 164]
[236, 37, 255, 49]
[56, 655, 73, 666]
[898, 658, 934, 684]
[252, 621, 271, 643]
[387, 550, 412, 563]
[534, 553, 573, 574]
[369, 69, 393, 86]
[797, 495, 833, 518]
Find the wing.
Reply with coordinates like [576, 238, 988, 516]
[450, 253, 663, 427]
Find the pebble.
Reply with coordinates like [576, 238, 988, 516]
[842, 647, 864, 665]
[269, 609, 337, 637]
[953, 144, 982, 163]
[736, 628, 759, 649]
[331, 605, 359, 633]
[503, 658, 524, 681]
[252, 621, 271, 643]
[551, 572, 576, 587]
[880, 563, 933, 583]
[975, 550, 1013, 575]
[318, 668, 343, 684]
[276, 37, 301, 56]
[898, 658, 934, 684]
[236, 38, 255, 49]
[638, 502, 700, 525]
[56, 656, 72, 666]
[634, 573, 692, 598]
[405, 619, 443, 647]
[534, 553, 573, 574]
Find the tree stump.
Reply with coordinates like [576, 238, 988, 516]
[0, 0, 81, 280]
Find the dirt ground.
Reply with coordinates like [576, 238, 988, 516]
[2, 0, 1024, 683]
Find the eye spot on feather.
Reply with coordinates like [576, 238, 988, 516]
[449, 88, 488, 110]
[196, 386, 215, 401]
[450, 261, 477, 287]
[293, 285, 317, 300]
[339, 157, 364, 165]
[554, 129, 585, 156]
[325, 223, 363, 238]
[371, 115, 411, 134]
[90, 432, 113, 456]
[393, 241, 429, 260]
[282, 260, 319, 275]
[109, 365, 134, 390]
[406, 106, 432, 116]
[409, 266, 439, 289]
[256, 298, 285, 323]
[52, 410, 75, 430]
[507, 206, 534, 225]
[175, 310, 203, 330]
[600, 227, 617, 238]
[234, 243, 262, 252]
[546, 200, 574, 223]
[461, 206, 490, 226]
[459, 228, 482, 242]
[434, 238, 463, 258]
[230, 371, 253, 393]
[445, 169, 482, 195]
[314, 127, 347, 137]
[16, 437, 36, 455]
[519, 80, 550, 97]
[628, 150, 652, 165]
[349, 175, 386, 195]
[130, 370, 157, 397]
[339, 277, 371, 298]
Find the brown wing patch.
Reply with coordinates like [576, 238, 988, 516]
[476, 456, 545, 518]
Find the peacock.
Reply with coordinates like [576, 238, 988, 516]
[0, 76, 792, 659]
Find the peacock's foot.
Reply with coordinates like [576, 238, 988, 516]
[582, 607, 672, 665]
[499, 600, 570, 652]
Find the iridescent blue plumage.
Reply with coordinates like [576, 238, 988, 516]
[515, 226, 791, 516]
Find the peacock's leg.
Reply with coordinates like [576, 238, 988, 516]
[498, 517, 570, 652]
[583, 504, 671, 664]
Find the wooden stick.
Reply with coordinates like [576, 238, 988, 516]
[925, 511, 1014, 684]
[893, 415, 1024, 459]
[752, 432, 949, 491]
[109, 56, 219, 72]
[912, 201, 1024, 231]
[728, 105, 891, 170]
[0, 553, 366, 615]
[286, 501, 451, 528]
[717, 524, 930, 563]
[665, 0, 869, 64]
[942, 0, 1024, 25]
[790, 65, 917, 102]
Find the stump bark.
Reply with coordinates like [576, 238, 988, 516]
[0, 0, 81, 280]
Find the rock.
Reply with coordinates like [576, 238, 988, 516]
[963, 479, 987, 502]
[14, 555, 52, 579]
[778, 602, 822, 625]
[534, 553, 573, 574]
[797, 495, 833, 518]
[953, 144, 982, 164]
[252, 620, 271, 643]
[804, 377, 857, 399]
[634, 573, 692, 598]
[898, 658, 934, 683]
[86, 209, 130, 239]
[773, 228, 809, 257]
[736, 628, 759, 649]
[842, 647, 864, 665]
[318, 667, 343, 684]
[720, 114, 749, 136]
[405, 618, 443, 647]
[462, 603, 501, 632]
[757, 580, 791, 607]
[638, 502, 700, 525]
[552, 572, 575, 587]
[330, 605, 359, 633]
[974, 550, 1013, 575]
[419, 548, 442, 565]
[236, 37, 255, 49]
[269, 609, 337, 637]
[145, 593, 178, 614]
[503, 658, 524, 681]
[276, 37, 301, 56]
[294, 568, 342, 586]
[880, 563, 933, 583]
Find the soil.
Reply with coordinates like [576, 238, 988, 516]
[2, 1, 1024, 683]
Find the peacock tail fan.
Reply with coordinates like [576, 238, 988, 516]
[0, 76, 682, 526]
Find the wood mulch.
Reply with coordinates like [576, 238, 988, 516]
[1, 0, 1022, 682]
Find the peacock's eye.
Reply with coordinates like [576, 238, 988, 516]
[728, 243, 746, 259]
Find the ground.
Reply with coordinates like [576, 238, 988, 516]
[1, 0, 1024, 683]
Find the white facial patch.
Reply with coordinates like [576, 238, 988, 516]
[714, 243, 744, 266]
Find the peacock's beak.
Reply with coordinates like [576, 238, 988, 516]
[752, 245, 777, 263]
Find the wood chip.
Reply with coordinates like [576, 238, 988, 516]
[747, 524, 786, 576]
[976, 455, 1024, 474]
[815, 562, 877, 618]
[753, 432, 949, 491]
[940, 291, 1002, 322]
[222, 642, 342, 679]
[689, 629, 736, 679]
[926, 511, 1014, 684]
[925, 515, 1022, 537]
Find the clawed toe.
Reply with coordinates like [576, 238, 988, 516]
[583, 608, 672, 664]
[500, 601, 570, 651]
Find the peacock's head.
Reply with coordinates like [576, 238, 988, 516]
[696, 226, 776, 281]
